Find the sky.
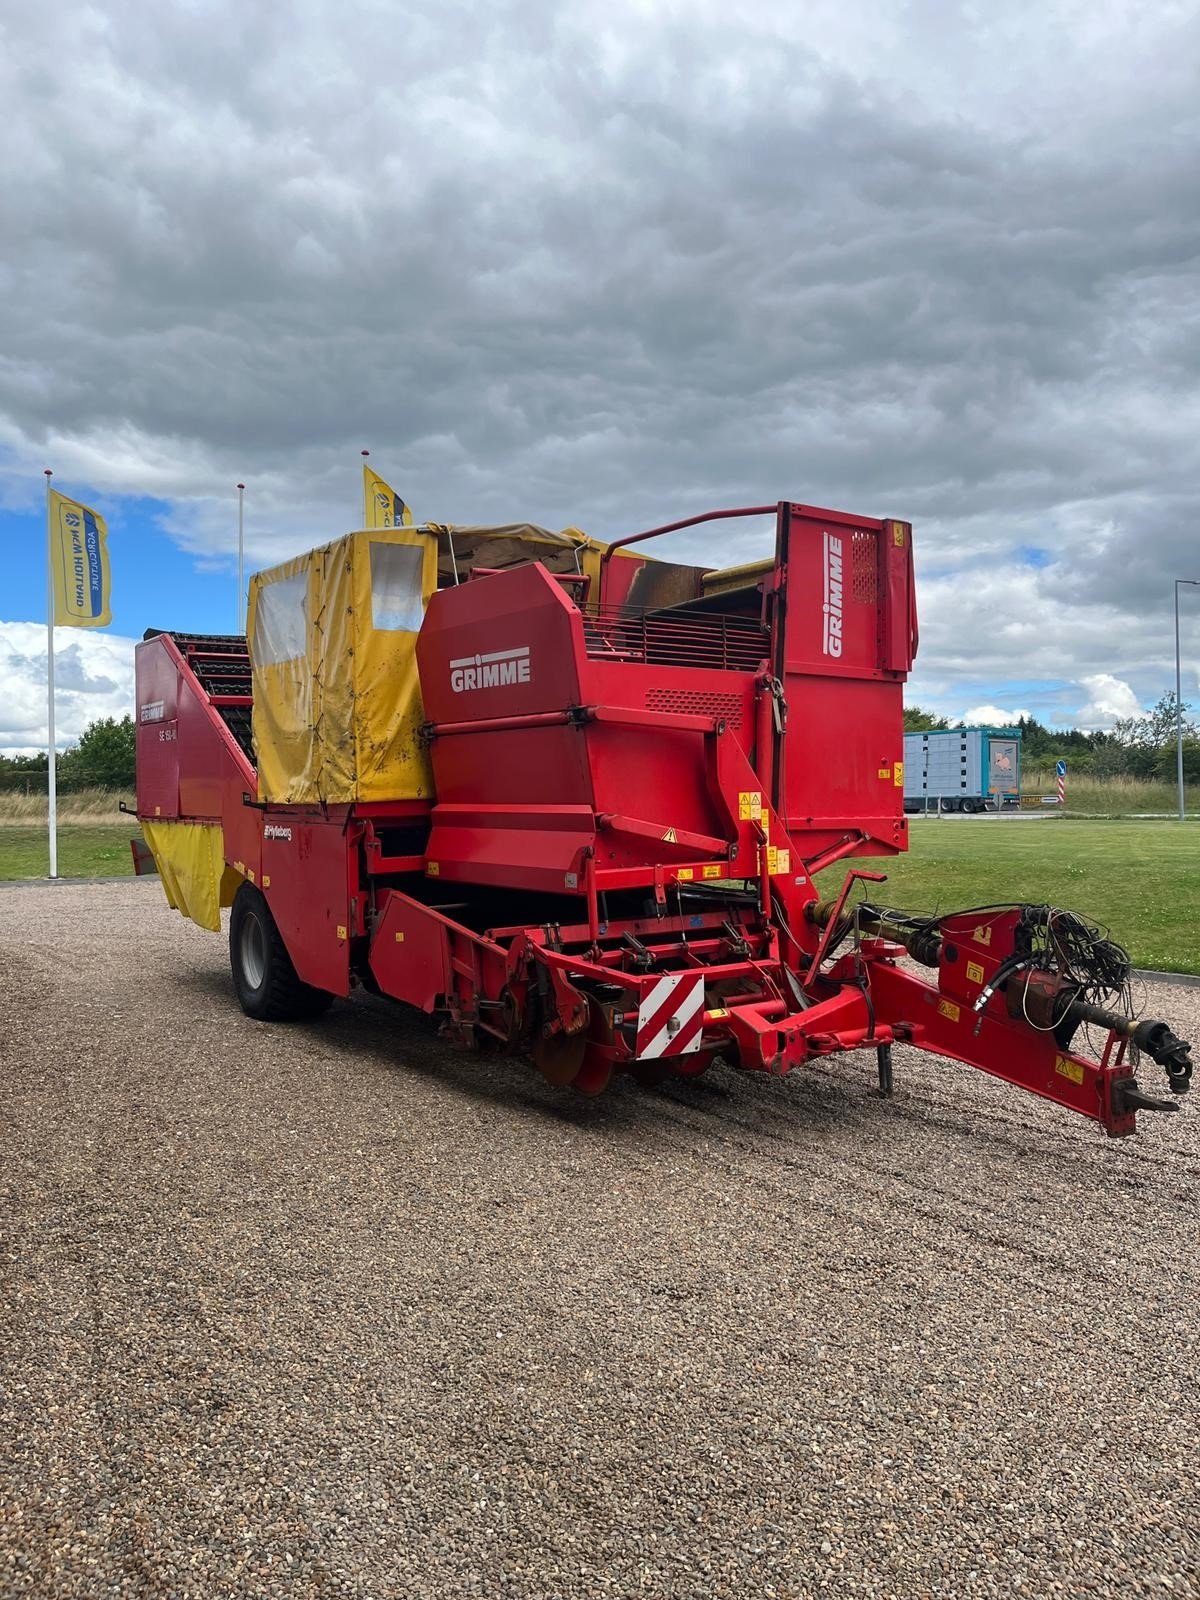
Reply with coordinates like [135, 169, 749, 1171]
[2, 0, 1199, 751]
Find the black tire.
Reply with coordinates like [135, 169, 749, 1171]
[229, 883, 334, 1022]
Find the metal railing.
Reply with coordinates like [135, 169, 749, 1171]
[582, 606, 769, 673]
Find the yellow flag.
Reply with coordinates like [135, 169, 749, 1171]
[363, 464, 414, 529]
[49, 489, 111, 627]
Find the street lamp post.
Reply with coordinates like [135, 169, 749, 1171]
[1175, 578, 1200, 821]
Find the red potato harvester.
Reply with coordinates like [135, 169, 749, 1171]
[134, 504, 1192, 1136]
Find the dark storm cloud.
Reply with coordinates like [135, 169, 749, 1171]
[1, 0, 1198, 722]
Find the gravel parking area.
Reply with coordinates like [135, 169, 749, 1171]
[3, 879, 1199, 1599]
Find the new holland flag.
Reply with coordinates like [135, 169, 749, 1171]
[363, 464, 414, 529]
[49, 490, 111, 627]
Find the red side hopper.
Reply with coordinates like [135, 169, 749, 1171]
[134, 631, 263, 925]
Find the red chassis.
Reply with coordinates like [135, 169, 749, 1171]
[135, 502, 1191, 1136]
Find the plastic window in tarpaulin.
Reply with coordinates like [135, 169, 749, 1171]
[248, 553, 317, 802]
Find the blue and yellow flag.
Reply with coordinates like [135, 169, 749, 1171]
[363, 464, 414, 529]
[49, 489, 111, 627]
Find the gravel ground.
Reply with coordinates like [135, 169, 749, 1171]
[3, 879, 1200, 1600]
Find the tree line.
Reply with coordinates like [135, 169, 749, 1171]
[3, 696, 1198, 792]
[904, 694, 1200, 783]
[0, 715, 136, 792]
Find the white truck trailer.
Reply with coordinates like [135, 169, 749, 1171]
[903, 726, 1022, 813]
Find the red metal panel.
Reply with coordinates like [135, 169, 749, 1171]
[136, 631, 258, 830]
[260, 817, 351, 996]
[369, 890, 454, 1012]
[582, 661, 756, 871]
[779, 508, 892, 681]
[419, 563, 595, 814]
[427, 724, 593, 809]
[368, 888, 512, 1025]
[773, 508, 911, 860]
[134, 639, 181, 820]
[424, 804, 595, 892]
[881, 520, 918, 674]
[418, 562, 586, 723]
[176, 688, 237, 821]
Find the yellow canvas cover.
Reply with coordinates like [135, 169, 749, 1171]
[248, 526, 439, 804]
[142, 820, 239, 932]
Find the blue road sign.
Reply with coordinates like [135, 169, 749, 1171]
[1056, 760, 1067, 777]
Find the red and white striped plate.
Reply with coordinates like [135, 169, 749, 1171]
[634, 972, 706, 1059]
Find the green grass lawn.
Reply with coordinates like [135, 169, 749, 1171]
[815, 817, 1200, 976]
[3, 815, 1196, 976]
[0, 824, 136, 881]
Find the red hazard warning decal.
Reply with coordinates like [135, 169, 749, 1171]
[634, 973, 705, 1059]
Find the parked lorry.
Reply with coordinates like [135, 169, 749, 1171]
[904, 726, 1022, 812]
[134, 502, 1191, 1135]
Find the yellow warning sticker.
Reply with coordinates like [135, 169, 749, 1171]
[394, 930, 405, 943]
[738, 790, 762, 820]
[937, 998, 961, 1023]
[336, 924, 347, 941]
[262, 875, 271, 889]
[1055, 1055, 1085, 1086]
[972, 925, 993, 947]
[892, 524, 906, 547]
[662, 826, 678, 843]
[702, 864, 722, 879]
[894, 762, 904, 786]
[427, 861, 440, 876]
[878, 767, 891, 779]
[966, 960, 984, 984]
[676, 867, 694, 880]
[707, 1007, 729, 1020]
[770, 847, 791, 875]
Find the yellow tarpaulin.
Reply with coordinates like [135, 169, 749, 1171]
[142, 820, 238, 933]
[248, 526, 439, 804]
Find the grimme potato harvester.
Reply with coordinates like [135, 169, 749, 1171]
[135, 503, 1191, 1135]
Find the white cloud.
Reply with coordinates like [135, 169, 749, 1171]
[1074, 672, 1142, 728]
[960, 704, 1031, 726]
[2, 0, 1200, 719]
[0, 624, 137, 753]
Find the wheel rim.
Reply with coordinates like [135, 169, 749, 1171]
[241, 911, 267, 989]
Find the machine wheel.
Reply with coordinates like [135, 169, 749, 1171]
[229, 883, 334, 1022]
[531, 1025, 588, 1087]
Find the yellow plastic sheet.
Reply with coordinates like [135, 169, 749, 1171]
[142, 820, 237, 933]
[248, 527, 439, 805]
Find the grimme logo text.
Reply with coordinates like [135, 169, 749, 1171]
[822, 532, 844, 658]
[450, 646, 531, 692]
[264, 824, 293, 842]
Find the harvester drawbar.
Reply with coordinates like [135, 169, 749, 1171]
[134, 502, 1192, 1137]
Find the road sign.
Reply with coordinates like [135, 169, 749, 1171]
[1055, 760, 1067, 776]
[1056, 760, 1066, 806]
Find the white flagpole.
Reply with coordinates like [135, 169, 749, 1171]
[237, 482, 245, 632]
[44, 468, 57, 880]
